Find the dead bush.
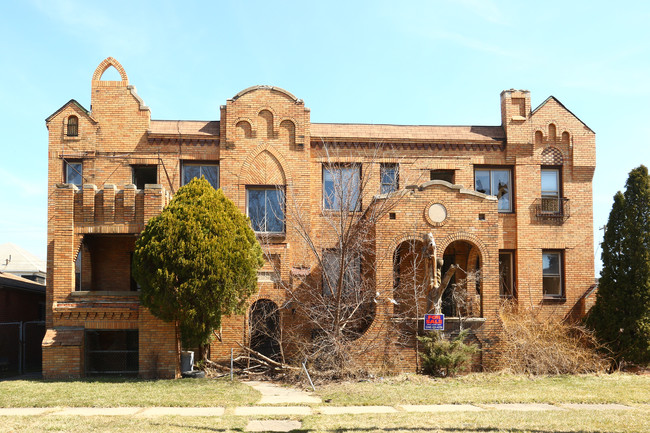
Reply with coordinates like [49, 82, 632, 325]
[489, 302, 610, 374]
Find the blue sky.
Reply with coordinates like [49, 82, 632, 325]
[1, 0, 649, 274]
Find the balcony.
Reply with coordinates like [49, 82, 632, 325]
[534, 197, 570, 222]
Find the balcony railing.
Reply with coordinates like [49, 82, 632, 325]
[534, 197, 570, 222]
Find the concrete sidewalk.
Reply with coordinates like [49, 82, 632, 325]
[0, 403, 644, 417]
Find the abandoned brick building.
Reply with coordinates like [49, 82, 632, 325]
[43, 58, 596, 378]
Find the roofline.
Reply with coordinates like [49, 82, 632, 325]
[531, 96, 594, 133]
[45, 99, 97, 124]
[0, 274, 45, 294]
[312, 122, 502, 128]
[229, 85, 302, 103]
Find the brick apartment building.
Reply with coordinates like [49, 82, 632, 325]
[42, 58, 596, 378]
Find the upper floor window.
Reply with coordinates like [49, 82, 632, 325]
[247, 187, 285, 234]
[182, 163, 219, 190]
[64, 160, 83, 186]
[542, 250, 564, 299]
[323, 165, 361, 211]
[475, 168, 512, 212]
[430, 169, 455, 183]
[67, 116, 78, 137]
[132, 165, 157, 189]
[380, 163, 399, 194]
[541, 168, 560, 198]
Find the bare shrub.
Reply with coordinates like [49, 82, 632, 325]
[490, 302, 609, 374]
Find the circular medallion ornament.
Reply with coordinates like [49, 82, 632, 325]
[425, 202, 448, 226]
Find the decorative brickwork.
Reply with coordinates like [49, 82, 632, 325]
[44, 59, 596, 377]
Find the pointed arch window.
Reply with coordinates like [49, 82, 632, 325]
[67, 116, 79, 137]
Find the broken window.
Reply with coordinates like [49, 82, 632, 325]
[64, 160, 83, 186]
[131, 165, 157, 189]
[430, 169, 455, 183]
[475, 168, 512, 212]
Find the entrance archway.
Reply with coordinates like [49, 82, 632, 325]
[440, 240, 482, 317]
[249, 299, 281, 360]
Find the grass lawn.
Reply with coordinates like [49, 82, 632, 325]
[0, 374, 648, 432]
[0, 410, 648, 433]
[316, 373, 650, 405]
[0, 377, 259, 408]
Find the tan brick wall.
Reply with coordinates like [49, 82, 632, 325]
[45, 60, 596, 376]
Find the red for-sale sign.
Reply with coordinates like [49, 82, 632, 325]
[424, 314, 444, 331]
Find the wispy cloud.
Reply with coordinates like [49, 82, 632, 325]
[29, 0, 150, 55]
[0, 167, 45, 197]
[452, 0, 507, 25]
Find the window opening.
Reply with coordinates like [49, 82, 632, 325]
[323, 165, 361, 211]
[541, 168, 561, 213]
[85, 330, 138, 376]
[542, 250, 563, 298]
[322, 249, 361, 297]
[132, 165, 157, 189]
[64, 161, 83, 186]
[75, 250, 82, 291]
[475, 168, 512, 212]
[182, 163, 219, 189]
[67, 116, 78, 137]
[380, 163, 399, 194]
[499, 251, 515, 297]
[430, 169, 455, 183]
[247, 187, 285, 234]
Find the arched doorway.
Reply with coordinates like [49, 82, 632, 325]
[440, 240, 482, 317]
[392, 239, 428, 347]
[249, 299, 281, 361]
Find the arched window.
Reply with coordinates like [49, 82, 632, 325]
[67, 116, 79, 137]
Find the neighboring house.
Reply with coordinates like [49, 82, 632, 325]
[43, 58, 596, 378]
[0, 243, 46, 285]
[0, 272, 46, 373]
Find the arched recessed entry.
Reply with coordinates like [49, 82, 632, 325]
[440, 240, 482, 317]
[392, 236, 483, 321]
[249, 299, 281, 360]
[393, 239, 427, 318]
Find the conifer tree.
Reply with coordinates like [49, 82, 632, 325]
[133, 177, 264, 356]
[588, 165, 650, 365]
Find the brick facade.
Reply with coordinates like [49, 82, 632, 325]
[43, 58, 595, 378]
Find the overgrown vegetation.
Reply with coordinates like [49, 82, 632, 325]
[587, 165, 650, 366]
[418, 330, 478, 377]
[490, 303, 609, 374]
[133, 178, 264, 359]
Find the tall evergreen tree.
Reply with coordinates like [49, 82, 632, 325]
[132, 178, 264, 357]
[588, 165, 650, 365]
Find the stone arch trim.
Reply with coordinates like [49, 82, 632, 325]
[387, 233, 425, 261]
[439, 232, 490, 263]
[92, 57, 128, 82]
[239, 143, 293, 186]
[231, 85, 302, 103]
